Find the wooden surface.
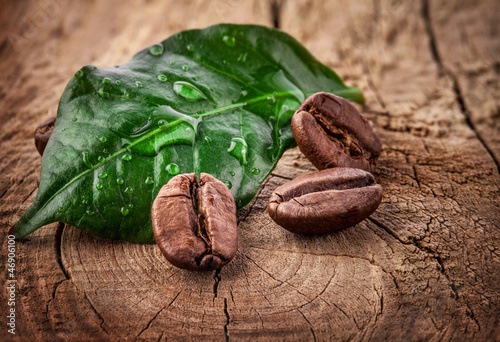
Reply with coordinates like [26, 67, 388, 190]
[1, 0, 499, 341]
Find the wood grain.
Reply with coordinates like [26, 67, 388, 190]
[1, 0, 499, 341]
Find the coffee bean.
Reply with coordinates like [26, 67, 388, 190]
[291, 92, 381, 173]
[35, 116, 56, 156]
[268, 168, 382, 234]
[152, 173, 238, 271]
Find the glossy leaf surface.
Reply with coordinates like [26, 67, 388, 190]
[14, 24, 363, 243]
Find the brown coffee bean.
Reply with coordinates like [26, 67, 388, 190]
[152, 173, 238, 271]
[268, 168, 382, 234]
[35, 116, 56, 156]
[291, 92, 381, 173]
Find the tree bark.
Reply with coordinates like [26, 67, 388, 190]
[1, 0, 499, 341]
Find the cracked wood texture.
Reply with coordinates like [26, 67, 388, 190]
[1, 0, 499, 341]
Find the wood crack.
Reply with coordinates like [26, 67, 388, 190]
[136, 291, 182, 340]
[297, 309, 317, 342]
[55, 222, 70, 280]
[421, 0, 500, 174]
[83, 291, 110, 335]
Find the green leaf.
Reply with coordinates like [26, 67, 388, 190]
[14, 24, 363, 243]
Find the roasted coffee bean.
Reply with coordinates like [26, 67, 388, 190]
[35, 116, 56, 156]
[291, 92, 381, 173]
[268, 168, 382, 234]
[152, 173, 238, 271]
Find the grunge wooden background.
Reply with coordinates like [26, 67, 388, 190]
[1, 0, 499, 340]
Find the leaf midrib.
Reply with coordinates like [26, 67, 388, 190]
[29, 90, 302, 227]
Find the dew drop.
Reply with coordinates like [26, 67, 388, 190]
[102, 77, 111, 84]
[98, 90, 110, 99]
[121, 207, 130, 216]
[157, 74, 167, 82]
[222, 180, 232, 189]
[145, 176, 154, 185]
[229, 171, 235, 176]
[81, 199, 88, 205]
[227, 137, 249, 165]
[116, 178, 124, 185]
[102, 148, 109, 154]
[98, 156, 106, 163]
[267, 95, 276, 104]
[135, 81, 143, 89]
[165, 163, 180, 176]
[176, 34, 183, 40]
[182, 65, 189, 71]
[204, 136, 212, 143]
[187, 44, 194, 52]
[173, 81, 206, 101]
[122, 153, 132, 161]
[75, 70, 84, 79]
[252, 168, 261, 175]
[128, 203, 134, 209]
[241, 90, 248, 97]
[170, 61, 175, 65]
[223, 35, 236, 47]
[86, 210, 95, 216]
[158, 120, 167, 127]
[98, 172, 108, 179]
[115, 80, 121, 86]
[124, 186, 134, 194]
[96, 183, 103, 190]
[237, 52, 247, 63]
[149, 43, 164, 56]
[72, 118, 77, 122]
[192, 76, 198, 81]
[100, 137, 107, 143]
[82, 151, 93, 168]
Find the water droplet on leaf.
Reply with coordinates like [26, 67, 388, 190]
[75, 70, 84, 79]
[237, 52, 247, 63]
[135, 81, 143, 89]
[121, 207, 130, 216]
[267, 95, 276, 104]
[157, 74, 167, 82]
[241, 90, 248, 96]
[182, 65, 189, 71]
[158, 120, 167, 127]
[187, 44, 194, 52]
[102, 77, 111, 84]
[145, 176, 154, 185]
[228, 137, 249, 165]
[86, 210, 95, 216]
[149, 43, 164, 56]
[122, 154, 132, 161]
[252, 168, 261, 175]
[98, 156, 106, 163]
[165, 163, 180, 176]
[173, 81, 206, 100]
[81, 199, 88, 205]
[204, 136, 212, 143]
[222, 180, 232, 189]
[100, 137, 107, 143]
[96, 183, 103, 190]
[192, 76, 198, 81]
[115, 80, 121, 86]
[229, 171, 235, 176]
[98, 90, 110, 99]
[223, 35, 236, 47]
[98, 172, 108, 179]
[124, 186, 134, 194]
[116, 178, 124, 185]
[82, 151, 93, 168]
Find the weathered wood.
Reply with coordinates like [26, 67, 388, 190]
[1, 0, 499, 341]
